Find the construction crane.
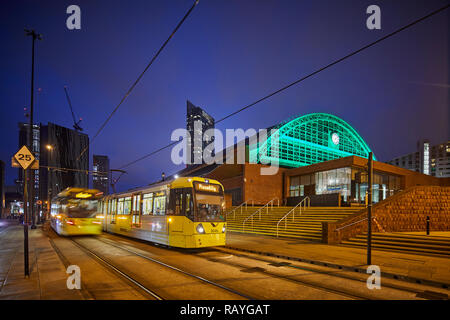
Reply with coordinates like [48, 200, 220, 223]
[63, 85, 83, 131]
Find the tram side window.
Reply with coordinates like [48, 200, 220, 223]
[118, 198, 124, 214]
[132, 194, 141, 225]
[110, 199, 117, 223]
[169, 189, 184, 215]
[185, 190, 194, 221]
[154, 195, 166, 215]
[51, 202, 60, 216]
[124, 197, 132, 215]
[142, 193, 153, 215]
[132, 195, 141, 214]
[108, 199, 115, 215]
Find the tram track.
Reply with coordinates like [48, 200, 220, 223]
[194, 249, 371, 300]
[68, 238, 164, 300]
[95, 234, 370, 300]
[88, 236, 255, 300]
[47, 228, 160, 300]
[212, 247, 450, 299]
[97, 232, 450, 300]
[47, 228, 449, 300]
[48, 235, 95, 300]
[212, 248, 448, 294]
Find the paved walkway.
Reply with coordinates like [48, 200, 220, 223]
[226, 232, 450, 286]
[1, 219, 449, 299]
[0, 220, 83, 300]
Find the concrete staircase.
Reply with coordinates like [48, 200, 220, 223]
[226, 206, 362, 241]
[341, 232, 450, 257]
[325, 186, 450, 245]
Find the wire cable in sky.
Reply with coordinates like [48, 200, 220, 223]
[77, 0, 200, 160]
[118, 3, 450, 170]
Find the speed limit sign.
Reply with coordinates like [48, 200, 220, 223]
[14, 145, 36, 170]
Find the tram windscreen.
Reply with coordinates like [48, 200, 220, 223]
[195, 194, 224, 222]
[64, 198, 99, 218]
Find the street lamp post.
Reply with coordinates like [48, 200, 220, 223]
[25, 28, 42, 230]
[46, 144, 53, 221]
[367, 152, 373, 265]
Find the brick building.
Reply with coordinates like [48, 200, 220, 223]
[163, 113, 449, 208]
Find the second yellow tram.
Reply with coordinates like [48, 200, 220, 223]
[99, 177, 226, 248]
[50, 188, 104, 236]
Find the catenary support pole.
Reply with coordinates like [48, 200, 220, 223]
[367, 152, 373, 265]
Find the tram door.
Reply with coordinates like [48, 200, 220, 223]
[132, 194, 141, 227]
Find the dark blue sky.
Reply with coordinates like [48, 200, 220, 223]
[1, 0, 449, 192]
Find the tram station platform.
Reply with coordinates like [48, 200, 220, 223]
[0, 220, 83, 300]
[225, 232, 450, 287]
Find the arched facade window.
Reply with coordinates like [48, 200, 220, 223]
[250, 113, 374, 167]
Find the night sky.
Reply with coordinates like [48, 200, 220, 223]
[1, 0, 449, 192]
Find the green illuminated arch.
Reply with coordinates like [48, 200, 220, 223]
[250, 113, 375, 167]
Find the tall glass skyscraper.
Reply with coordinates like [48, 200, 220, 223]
[93, 155, 110, 195]
[186, 100, 215, 165]
[38, 122, 89, 202]
[18, 123, 40, 203]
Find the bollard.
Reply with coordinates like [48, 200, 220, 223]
[426, 216, 430, 236]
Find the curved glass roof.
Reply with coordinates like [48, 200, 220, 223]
[249, 113, 375, 167]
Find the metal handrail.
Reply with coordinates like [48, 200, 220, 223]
[276, 197, 310, 237]
[242, 198, 279, 231]
[334, 216, 378, 232]
[334, 217, 368, 232]
[225, 200, 254, 220]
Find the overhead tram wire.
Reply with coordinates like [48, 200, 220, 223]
[214, 3, 450, 124]
[76, 0, 200, 161]
[40, 165, 108, 175]
[117, 3, 450, 171]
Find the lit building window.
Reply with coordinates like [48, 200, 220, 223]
[423, 142, 430, 175]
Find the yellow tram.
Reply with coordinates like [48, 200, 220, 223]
[50, 188, 104, 236]
[99, 177, 226, 248]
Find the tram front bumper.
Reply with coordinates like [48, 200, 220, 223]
[187, 233, 226, 248]
[64, 223, 102, 236]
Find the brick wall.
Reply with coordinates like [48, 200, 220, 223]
[224, 193, 233, 209]
[323, 186, 450, 244]
[243, 163, 286, 205]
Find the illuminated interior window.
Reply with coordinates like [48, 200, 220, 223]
[142, 193, 153, 215]
[124, 197, 132, 214]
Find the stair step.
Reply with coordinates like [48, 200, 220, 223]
[226, 205, 360, 241]
[230, 230, 322, 240]
[344, 238, 450, 251]
[341, 241, 450, 256]
[360, 232, 450, 243]
[354, 235, 450, 247]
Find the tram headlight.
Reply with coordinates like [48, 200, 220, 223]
[222, 226, 226, 233]
[196, 223, 205, 234]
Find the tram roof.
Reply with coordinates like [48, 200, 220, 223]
[106, 176, 223, 198]
[56, 187, 103, 199]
